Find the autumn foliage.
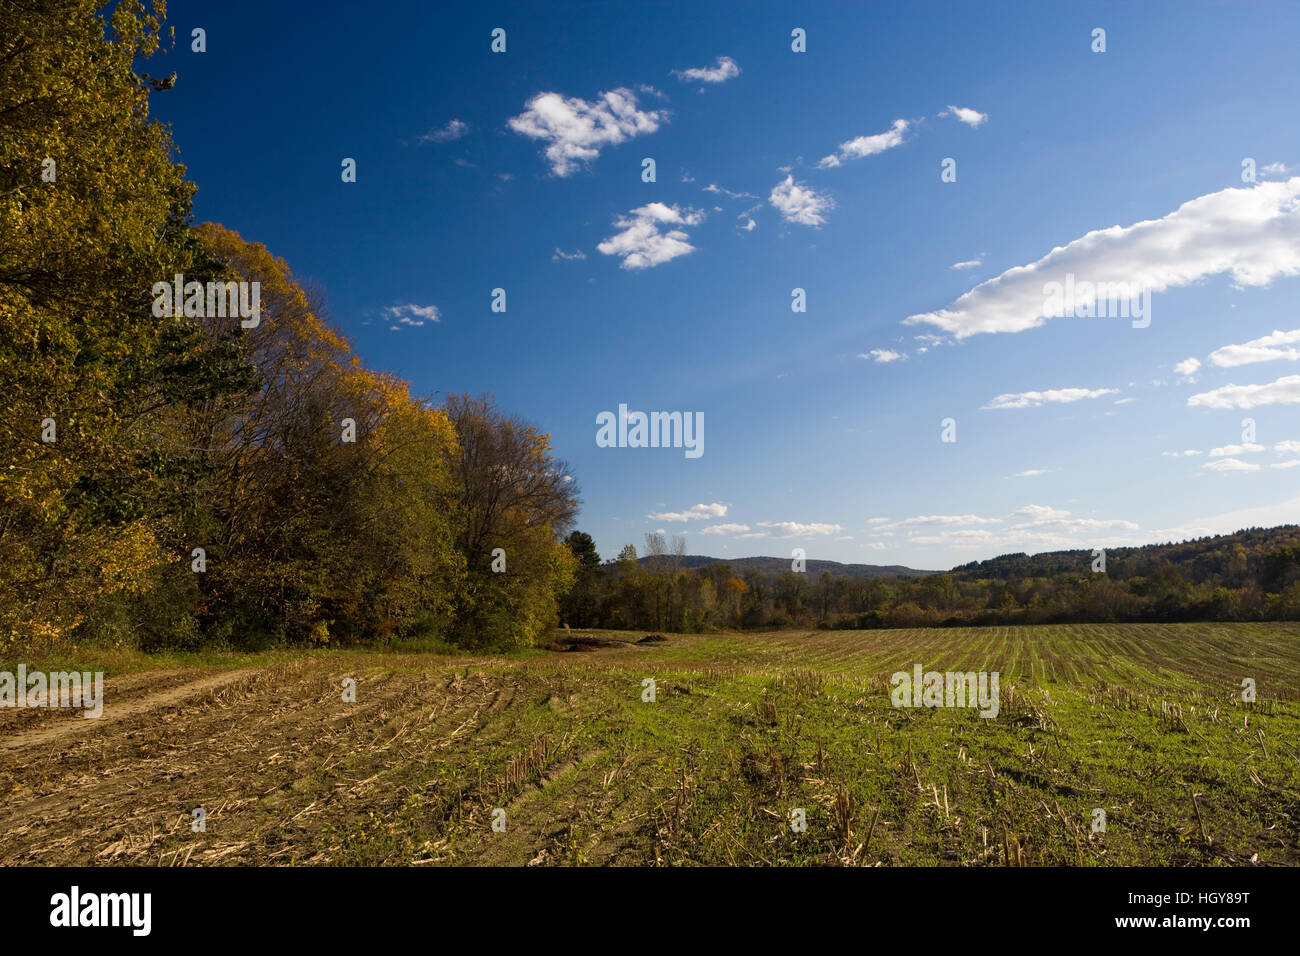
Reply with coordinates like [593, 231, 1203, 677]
[0, 1, 576, 653]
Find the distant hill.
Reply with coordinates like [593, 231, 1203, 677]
[632, 524, 1300, 585]
[949, 525, 1300, 582]
[638, 554, 940, 579]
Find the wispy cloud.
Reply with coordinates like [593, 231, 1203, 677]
[769, 175, 834, 226]
[672, 55, 741, 84]
[419, 118, 468, 144]
[508, 87, 667, 176]
[817, 119, 908, 168]
[597, 203, 705, 270]
[741, 521, 843, 538]
[704, 182, 758, 200]
[907, 178, 1300, 339]
[552, 247, 586, 262]
[951, 257, 984, 270]
[982, 387, 1118, 410]
[1203, 457, 1260, 472]
[860, 348, 905, 363]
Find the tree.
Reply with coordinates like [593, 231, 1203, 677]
[443, 394, 579, 647]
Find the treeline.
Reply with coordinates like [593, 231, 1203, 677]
[0, 1, 576, 653]
[560, 529, 1300, 631]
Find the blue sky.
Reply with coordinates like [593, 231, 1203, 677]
[155, 1, 1300, 569]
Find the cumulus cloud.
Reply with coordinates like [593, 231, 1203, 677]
[597, 203, 705, 269]
[1272, 460, 1300, 469]
[940, 105, 988, 127]
[981, 387, 1118, 410]
[907, 178, 1300, 339]
[384, 303, 440, 328]
[419, 118, 469, 143]
[1275, 440, 1300, 453]
[817, 119, 908, 168]
[1187, 374, 1300, 409]
[507, 87, 667, 176]
[769, 175, 834, 226]
[1208, 443, 1264, 457]
[699, 523, 751, 535]
[672, 56, 741, 84]
[648, 502, 728, 522]
[1174, 357, 1201, 379]
[1208, 328, 1300, 367]
[860, 348, 905, 363]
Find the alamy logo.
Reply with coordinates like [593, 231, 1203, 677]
[890, 664, 1000, 718]
[152, 273, 261, 328]
[1042, 273, 1150, 328]
[0, 666, 103, 718]
[50, 886, 150, 936]
[596, 404, 703, 459]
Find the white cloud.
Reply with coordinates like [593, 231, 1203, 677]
[940, 105, 988, 127]
[735, 521, 843, 539]
[1015, 469, 1047, 477]
[1162, 449, 1203, 457]
[597, 203, 705, 269]
[507, 87, 667, 176]
[886, 514, 1003, 528]
[897, 504, 1139, 551]
[1208, 328, 1300, 367]
[1262, 162, 1291, 178]
[1174, 357, 1201, 379]
[699, 523, 750, 535]
[769, 175, 834, 226]
[1012, 505, 1070, 520]
[1187, 374, 1300, 409]
[552, 247, 586, 261]
[1203, 457, 1261, 472]
[982, 387, 1118, 410]
[648, 502, 728, 522]
[1208, 443, 1264, 457]
[951, 257, 983, 270]
[704, 183, 758, 200]
[1272, 460, 1300, 469]
[1275, 440, 1300, 453]
[907, 178, 1300, 339]
[817, 119, 908, 168]
[384, 303, 441, 328]
[860, 348, 905, 363]
[672, 56, 741, 84]
[419, 118, 468, 143]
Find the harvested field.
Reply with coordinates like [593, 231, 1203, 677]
[1, 622, 1297, 865]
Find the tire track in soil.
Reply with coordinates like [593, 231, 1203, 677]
[0, 670, 254, 755]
